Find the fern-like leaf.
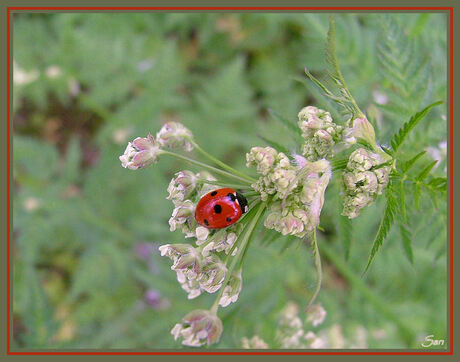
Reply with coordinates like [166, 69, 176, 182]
[325, 16, 365, 119]
[363, 186, 397, 275]
[400, 151, 427, 173]
[390, 100, 443, 153]
[377, 15, 432, 120]
[416, 160, 438, 181]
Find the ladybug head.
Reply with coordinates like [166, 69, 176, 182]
[235, 192, 249, 214]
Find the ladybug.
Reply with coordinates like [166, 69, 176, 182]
[195, 188, 249, 229]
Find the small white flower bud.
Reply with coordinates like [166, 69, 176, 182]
[246, 147, 278, 175]
[195, 226, 210, 244]
[167, 170, 198, 203]
[172, 310, 223, 347]
[156, 122, 194, 152]
[119, 134, 161, 170]
[219, 270, 242, 307]
[351, 117, 376, 148]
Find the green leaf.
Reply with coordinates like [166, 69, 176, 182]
[416, 160, 438, 181]
[22, 267, 57, 347]
[399, 223, 414, 264]
[390, 101, 443, 153]
[363, 186, 398, 275]
[428, 177, 447, 191]
[380, 145, 394, 156]
[399, 151, 427, 173]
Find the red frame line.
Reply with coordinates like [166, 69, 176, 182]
[6, 6, 454, 356]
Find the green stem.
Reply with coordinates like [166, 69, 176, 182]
[327, 17, 365, 119]
[227, 201, 262, 258]
[162, 151, 252, 185]
[197, 178, 250, 190]
[242, 191, 260, 198]
[320, 241, 415, 346]
[189, 139, 257, 183]
[211, 202, 266, 314]
[306, 229, 322, 310]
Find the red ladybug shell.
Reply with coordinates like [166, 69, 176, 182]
[195, 188, 249, 229]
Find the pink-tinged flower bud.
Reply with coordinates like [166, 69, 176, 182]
[156, 122, 194, 152]
[199, 257, 227, 293]
[213, 229, 239, 254]
[169, 200, 195, 232]
[347, 148, 373, 172]
[167, 170, 198, 203]
[177, 272, 203, 299]
[298, 106, 342, 161]
[171, 310, 223, 347]
[298, 106, 333, 130]
[292, 153, 308, 169]
[246, 146, 278, 175]
[159, 244, 203, 279]
[351, 117, 376, 148]
[119, 133, 161, 170]
[219, 270, 242, 307]
[280, 213, 304, 235]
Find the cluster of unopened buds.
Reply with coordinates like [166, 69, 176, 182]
[119, 104, 392, 347]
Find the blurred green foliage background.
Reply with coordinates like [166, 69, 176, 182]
[12, 12, 447, 349]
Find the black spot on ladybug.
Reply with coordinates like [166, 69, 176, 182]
[204, 219, 209, 226]
[211, 191, 217, 196]
[214, 204, 222, 214]
[226, 217, 232, 222]
[227, 193, 236, 201]
[236, 192, 249, 214]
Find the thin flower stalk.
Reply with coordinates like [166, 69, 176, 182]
[161, 150, 253, 185]
[211, 202, 266, 314]
[188, 138, 257, 183]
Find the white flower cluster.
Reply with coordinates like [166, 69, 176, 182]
[241, 335, 269, 349]
[342, 148, 391, 218]
[247, 147, 331, 237]
[298, 106, 344, 161]
[276, 302, 328, 348]
[241, 301, 368, 349]
[246, 147, 297, 201]
[159, 170, 244, 304]
[171, 309, 223, 347]
[119, 122, 194, 170]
